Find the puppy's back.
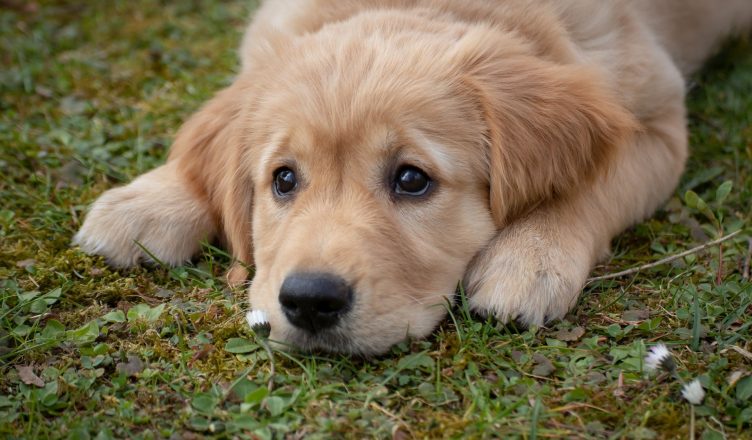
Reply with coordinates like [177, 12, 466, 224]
[634, 0, 752, 75]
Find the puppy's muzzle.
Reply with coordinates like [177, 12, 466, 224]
[279, 272, 353, 333]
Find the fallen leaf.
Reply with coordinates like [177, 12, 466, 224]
[585, 371, 607, 384]
[510, 350, 524, 363]
[728, 371, 746, 387]
[532, 354, 555, 377]
[392, 427, 410, 440]
[154, 288, 174, 299]
[116, 355, 144, 377]
[35, 85, 53, 98]
[630, 427, 657, 440]
[585, 421, 607, 436]
[190, 344, 215, 366]
[16, 259, 36, 269]
[0, 1, 39, 13]
[622, 309, 650, 322]
[116, 301, 132, 314]
[17, 366, 44, 387]
[683, 217, 710, 242]
[54, 160, 86, 186]
[552, 326, 585, 342]
[483, 370, 499, 383]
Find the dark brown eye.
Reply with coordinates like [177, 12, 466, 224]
[273, 167, 297, 196]
[394, 165, 431, 196]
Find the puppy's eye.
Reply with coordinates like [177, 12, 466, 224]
[273, 167, 297, 196]
[394, 165, 431, 196]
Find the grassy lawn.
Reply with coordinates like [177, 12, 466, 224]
[1, 1, 751, 438]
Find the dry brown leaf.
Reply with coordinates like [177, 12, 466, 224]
[622, 309, 650, 322]
[15, 259, 36, 269]
[17, 365, 44, 387]
[392, 426, 410, 440]
[116, 355, 144, 377]
[532, 353, 555, 377]
[553, 326, 586, 342]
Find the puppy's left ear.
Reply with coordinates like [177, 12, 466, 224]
[169, 78, 256, 285]
[448, 29, 638, 225]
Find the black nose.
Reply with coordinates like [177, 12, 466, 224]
[279, 272, 353, 333]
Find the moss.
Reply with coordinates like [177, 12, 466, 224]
[1, 1, 752, 438]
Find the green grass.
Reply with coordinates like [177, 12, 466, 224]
[1, 1, 751, 438]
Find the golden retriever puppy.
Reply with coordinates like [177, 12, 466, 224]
[74, 0, 752, 355]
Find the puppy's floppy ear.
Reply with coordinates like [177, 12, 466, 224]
[448, 29, 638, 225]
[168, 78, 255, 285]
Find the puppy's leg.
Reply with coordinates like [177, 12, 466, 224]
[73, 161, 216, 268]
[465, 103, 689, 325]
[74, 79, 253, 277]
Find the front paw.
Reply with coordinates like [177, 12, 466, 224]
[73, 164, 215, 268]
[464, 218, 594, 326]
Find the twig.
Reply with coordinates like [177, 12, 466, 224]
[261, 339, 276, 392]
[246, 311, 275, 393]
[551, 402, 613, 414]
[715, 238, 723, 286]
[709, 417, 727, 439]
[615, 371, 625, 398]
[69, 205, 79, 226]
[743, 238, 751, 281]
[587, 230, 742, 283]
[256, 338, 276, 412]
[369, 402, 414, 438]
[721, 345, 752, 362]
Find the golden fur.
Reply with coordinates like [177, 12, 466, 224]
[74, 0, 752, 354]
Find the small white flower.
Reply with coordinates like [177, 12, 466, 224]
[246, 309, 268, 328]
[246, 310, 271, 338]
[682, 379, 705, 405]
[645, 343, 675, 373]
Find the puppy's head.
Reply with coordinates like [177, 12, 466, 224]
[187, 17, 635, 355]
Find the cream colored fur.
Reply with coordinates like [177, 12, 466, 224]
[73, 162, 216, 267]
[74, 0, 752, 355]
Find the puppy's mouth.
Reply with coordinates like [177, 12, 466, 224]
[276, 323, 360, 354]
[266, 273, 443, 355]
[271, 271, 366, 353]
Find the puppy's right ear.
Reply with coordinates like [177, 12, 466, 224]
[446, 28, 638, 225]
[169, 78, 255, 285]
